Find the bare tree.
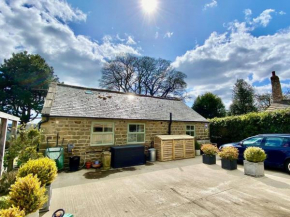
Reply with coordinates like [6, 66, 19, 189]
[255, 93, 272, 111]
[99, 54, 187, 98]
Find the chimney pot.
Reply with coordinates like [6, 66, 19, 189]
[272, 71, 276, 76]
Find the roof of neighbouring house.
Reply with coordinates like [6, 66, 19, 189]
[266, 100, 290, 112]
[41, 83, 209, 122]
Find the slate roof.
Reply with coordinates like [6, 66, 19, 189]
[266, 100, 290, 112]
[41, 83, 209, 123]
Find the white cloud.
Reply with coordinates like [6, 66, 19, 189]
[173, 10, 290, 108]
[164, 32, 174, 38]
[279, 11, 286, 15]
[155, 32, 159, 39]
[0, 0, 140, 87]
[126, 36, 137, 45]
[253, 9, 275, 27]
[203, 0, 217, 11]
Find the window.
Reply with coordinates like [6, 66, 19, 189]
[242, 137, 263, 146]
[265, 137, 286, 147]
[282, 138, 290, 148]
[186, 125, 195, 136]
[128, 124, 145, 143]
[91, 122, 114, 146]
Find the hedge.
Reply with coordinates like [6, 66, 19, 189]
[210, 109, 290, 146]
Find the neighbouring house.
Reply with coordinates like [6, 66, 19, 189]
[266, 71, 290, 111]
[40, 83, 210, 164]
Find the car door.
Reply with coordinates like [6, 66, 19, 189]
[263, 137, 290, 168]
[239, 136, 264, 160]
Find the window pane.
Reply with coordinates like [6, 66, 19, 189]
[103, 134, 114, 144]
[137, 125, 144, 132]
[129, 125, 137, 132]
[186, 126, 191, 130]
[243, 137, 263, 146]
[282, 138, 290, 147]
[265, 137, 283, 147]
[128, 134, 137, 143]
[91, 135, 103, 144]
[137, 134, 145, 142]
[191, 126, 194, 130]
[93, 123, 103, 132]
[103, 123, 113, 132]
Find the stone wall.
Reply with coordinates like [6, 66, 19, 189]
[40, 117, 210, 165]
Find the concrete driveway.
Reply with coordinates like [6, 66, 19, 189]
[43, 157, 290, 217]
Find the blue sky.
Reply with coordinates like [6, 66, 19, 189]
[1, 0, 290, 107]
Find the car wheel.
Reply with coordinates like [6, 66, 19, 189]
[284, 159, 290, 174]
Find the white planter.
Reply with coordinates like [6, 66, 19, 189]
[26, 210, 39, 217]
[195, 150, 201, 156]
[244, 160, 264, 177]
[40, 184, 52, 212]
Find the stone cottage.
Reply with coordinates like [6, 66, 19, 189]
[267, 71, 290, 111]
[40, 83, 210, 163]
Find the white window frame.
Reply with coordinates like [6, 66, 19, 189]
[90, 122, 114, 146]
[186, 125, 195, 136]
[127, 123, 146, 144]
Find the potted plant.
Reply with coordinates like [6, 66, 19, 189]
[243, 147, 267, 177]
[195, 141, 201, 156]
[218, 146, 239, 170]
[0, 206, 25, 217]
[9, 174, 47, 217]
[201, 144, 219, 165]
[17, 158, 57, 212]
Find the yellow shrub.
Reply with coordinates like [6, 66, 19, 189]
[201, 144, 219, 156]
[9, 174, 47, 215]
[218, 146, 239, 160]
[244, 147, 267, 163]
[0, 206, 25, 217]
[17, 157, 57, 186]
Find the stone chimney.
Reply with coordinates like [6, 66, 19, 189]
[271, 71, 283, 102]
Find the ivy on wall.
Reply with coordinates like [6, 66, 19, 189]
[210, 109, 290, 145]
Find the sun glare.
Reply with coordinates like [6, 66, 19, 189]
[141, 0, 158, 14]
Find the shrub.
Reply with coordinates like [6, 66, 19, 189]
[210, 109, 290, 145]
[0, 171, 18, 195]
[195, 141, 201, 150]
[244, 147, 267, 163]
[9, 174, 47, 215]
[4, 126, 44, 171]
[18, 146, 43, 165]
[17, 158, 57, 186]
[218, 146, 239, 160]
[0, 196, 10, 209]
[0, 206, 25, 217]
[201, 144, 219, 156]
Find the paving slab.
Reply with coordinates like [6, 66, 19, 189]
[42, 157, 290, 217]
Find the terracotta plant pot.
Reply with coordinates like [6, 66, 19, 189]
[85, 161, 92, 169]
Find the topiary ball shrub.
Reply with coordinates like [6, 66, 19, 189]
[17, 157, 57, 186]
[9, 174, 47, 215]
[0, 206, 25, 217]
[0, 171, 18, 195]
[218, 146, 239, 161]
[201, 144, 219, 156]
[244, 147, 267, 163]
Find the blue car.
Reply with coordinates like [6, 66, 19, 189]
[219, 134, 290, 174]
